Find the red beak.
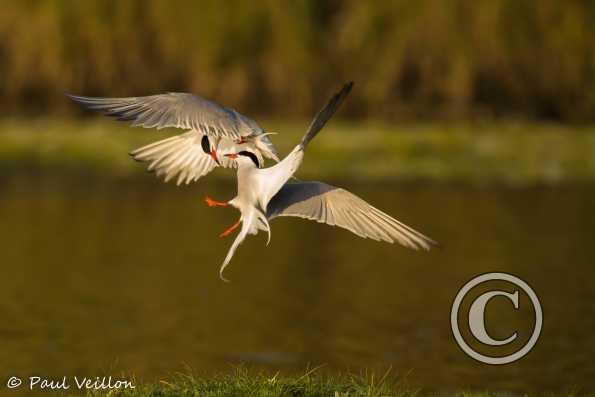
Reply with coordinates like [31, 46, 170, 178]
[210, 149, 220, 165]
[224, 153, 238, 159]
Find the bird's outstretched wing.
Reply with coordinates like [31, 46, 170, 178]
[67, 92, 260, 140]
[300, 82, 353, 149]
[267, 181, 436, 250]
[256, 82, 353, 206]
[130, 131, 236, 185]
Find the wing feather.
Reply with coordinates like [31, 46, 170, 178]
[267, 181, 436, 250]
[68, 92, 280, 161]
[130, 131, 236, 185]
[67, 92, 260, 140]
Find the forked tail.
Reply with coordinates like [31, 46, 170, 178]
[219, 209, 270, 281]
[220, 214, 250, 282]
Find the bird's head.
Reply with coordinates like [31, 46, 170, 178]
[224, 151, 260, 168]
[200, 135, 220, 165]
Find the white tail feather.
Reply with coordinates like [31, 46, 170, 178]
[219, 212, 253, 282]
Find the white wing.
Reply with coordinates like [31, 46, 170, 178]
[255, 82, 354, 207]
[130, 131, 236, 185]
[267, 181, 437, 250]
[68, 92, 260, 140]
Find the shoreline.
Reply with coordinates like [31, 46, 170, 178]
[1, 118, 595, 186]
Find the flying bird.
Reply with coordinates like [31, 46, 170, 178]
[206, 82, 436, 281]
[67, 92, 279, 185]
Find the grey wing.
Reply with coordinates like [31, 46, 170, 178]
[267, 181, 436, 250]
[67, 92, 259, 140]
[130, 131, 236, 186]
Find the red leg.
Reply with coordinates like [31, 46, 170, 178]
[205, 196, 228, 207]
[219, 219, 241, 238]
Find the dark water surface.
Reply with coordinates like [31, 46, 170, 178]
[1, 173, 594, 394]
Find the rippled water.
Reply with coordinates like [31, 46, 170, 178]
[1, 172, 594, 394]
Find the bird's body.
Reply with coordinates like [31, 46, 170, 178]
[221, 145, 305, 278]
[212, 82, 436, 280]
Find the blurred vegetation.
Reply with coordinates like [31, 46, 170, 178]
[2, 118, 595, 185]
[2, 0, 595, 121]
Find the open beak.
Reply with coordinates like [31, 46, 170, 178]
[224, 153, 238, 160]
[210, 149, 221, 165]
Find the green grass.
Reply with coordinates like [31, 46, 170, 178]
[2, 118, 595, 185]
[72, 369, 592, 397]
[79, 369, 408, 397]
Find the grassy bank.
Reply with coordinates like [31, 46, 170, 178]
[81, 370, 407, 397]
[2, 118, 595, 185]
[75, 370, 590, 397]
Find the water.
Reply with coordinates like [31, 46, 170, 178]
[1, 172, 594, 394]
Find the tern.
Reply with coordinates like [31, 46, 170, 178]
[67, 92, 279, 185]
[210, 82, 436, 281]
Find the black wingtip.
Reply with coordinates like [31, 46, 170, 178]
[300, 81, 354, 148]
[342, 81, 354, 96]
